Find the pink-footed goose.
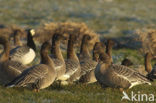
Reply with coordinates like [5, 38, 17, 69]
[95, 52, 151, 90]
[6, 42, 56, 91]
[0, 36, 27, 85]
[78, 41, 105, 83]
[63, 34, 81, 84]
[50, 33, 66, 81]
[106, 39, 115, 63]
[145, 52, 156, 80]
[78, 35, 91, 61]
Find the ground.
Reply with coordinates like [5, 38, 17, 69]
[0, 0, 156, 103]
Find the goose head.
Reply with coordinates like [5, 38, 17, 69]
[81, 34, 91, 45]
[93, 42, 106, 62]
[106, 39, 115, 47]
[26, 28, 36, 51]
[121, 58, 133, 66]
[98, 52, 112, 65]
[41, 42, 51, 54]
[26, 28, 35, 39]
[52, 33, 68, 42]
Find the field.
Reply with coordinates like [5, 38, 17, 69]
[0, 0, 156, 103]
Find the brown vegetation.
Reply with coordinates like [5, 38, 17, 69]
[136, 29, 156, 56]
[34, 22, 99, 50]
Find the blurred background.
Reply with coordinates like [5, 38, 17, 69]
[0, 0, 156, 64]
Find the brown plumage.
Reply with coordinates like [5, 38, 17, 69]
[121, 58, 133, 67]
[6, 42, 56, 91]
[64, 34, 81, 83]
[106, 39, 115, 63]
[50, 33, 66, 80]
[95, 52, 151, 90]
[0, 36, 27, 85]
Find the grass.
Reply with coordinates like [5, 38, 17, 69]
[1, 82, 156, 103]
[0, 0, 156, 102]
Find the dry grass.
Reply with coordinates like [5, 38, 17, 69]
[136, 29, 156, 56]
[34, 22, 99, 50]
[0, 24, 27, 39]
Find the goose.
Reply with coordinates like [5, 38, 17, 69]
[0, 36, 27, 84]
[9, 29, 36, 65]
[95, 52, 151, 90]
[6, 42, 56, 91]
[121, 58, 133, 67]
[62, 34, 81, 83]
[78, 40, 104, 84]
[106, 39, 115, 63]
[78, 35, 91, 61]
[78, 42, 105, 83]
[50, 33, 66, 81]
[145, 52, 156, 80]
[13, 29, 23, 47]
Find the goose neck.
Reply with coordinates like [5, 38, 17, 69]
[106, 43, 112, 57]
[67, 39, 79, 62]
[51, 38, 64, 62]
[27, 33, 36, 51]
[80, 40, 90, 58]
[145, 54, 152, 73]
[14, 35, 22, 46]
[41, 50, 54, 68]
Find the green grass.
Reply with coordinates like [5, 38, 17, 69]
[1, 82, 156, 103]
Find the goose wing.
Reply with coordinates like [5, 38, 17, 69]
[80, 59, 97, 76]
[8, 61, 27, 72]
[65, 59, 79, 76]
[111, 64, 151, 88]
[53, 58, 64, 70]
[10, 46, 30, 57]
[6, 64, 49, 87]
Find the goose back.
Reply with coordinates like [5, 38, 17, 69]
[0, 36, 27, 84]
[95, 63, 151, 89]
[9, 29, 36, 65]
[6, 42, 56, 90]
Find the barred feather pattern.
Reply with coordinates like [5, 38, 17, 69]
[10, 46, 30, 57]
[96, 64, 151, 89]
[65, 59, 79, 76]
[6, 64, 55, 89]
[53, 58, 65, 79]
[80, 59, 97, 76]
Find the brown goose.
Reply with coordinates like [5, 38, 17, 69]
[50, 33, 66, 80]
[121, 58, 133, 67]
[63, 34, 81, 83]
[13, 29, 23, 47]
[106, 39, 115, 63]
[145, 52, 156, 80]
[0, 36, 27, 85]
[78, 35, 91, 60]
[78, 42, 105, 83]
[6, 42, 56, 91]
[9, 29, 36, 65]
[95, 52, 151, 90]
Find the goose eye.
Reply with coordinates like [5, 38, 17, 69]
[30, 29, 35, 36]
